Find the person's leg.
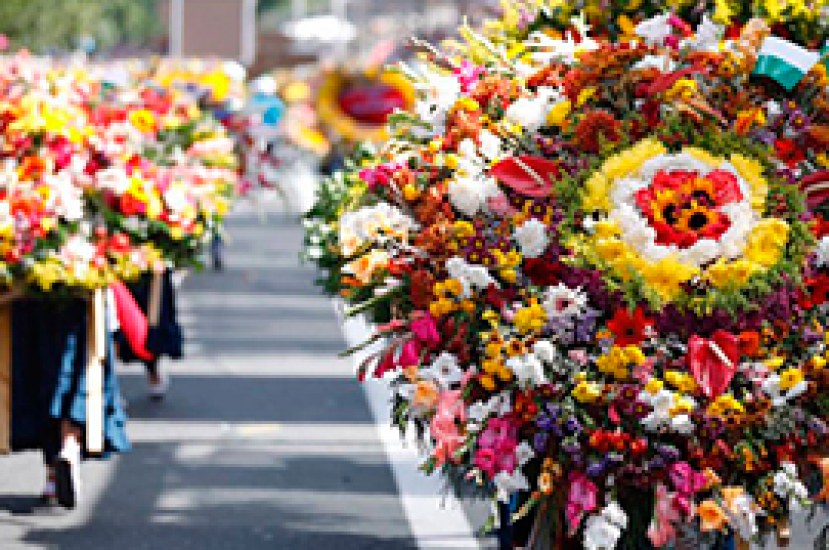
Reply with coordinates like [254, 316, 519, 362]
[144, 358, 168, 400]
[211, 233, 223, 271]
[54, 419, 82, 509]
[39, 419, 62, 504]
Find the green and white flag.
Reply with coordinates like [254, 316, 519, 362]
[753, 36, 820, 90]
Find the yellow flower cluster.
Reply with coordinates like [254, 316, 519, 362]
[708, 393, 745, 417]
[513, 298, 547, 333]
[596, 345, 645, 380]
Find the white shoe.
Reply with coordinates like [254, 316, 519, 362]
[148, 373, 170, 401]
[55, 438, 81, 509]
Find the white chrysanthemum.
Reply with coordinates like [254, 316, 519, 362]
[533, 340, 557, 364]
[513, 218, 549, 258]
[584, 517, 622, 550]
[504, 87, 562, 131]
[678, 238, 720, 266]
[448, 176, 483, 217]
[506, 354, 547, 387]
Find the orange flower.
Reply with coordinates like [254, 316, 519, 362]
[412, 380, 439, 411]
[17, 156, 46, 181]
[697, 499, 727, 532]
[703, 468, 722, 489]
[738, 331, 761, 358]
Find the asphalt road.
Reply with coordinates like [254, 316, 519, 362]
[0, 203, 418, 549]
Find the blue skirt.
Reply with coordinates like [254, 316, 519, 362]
[11, 297, 130, 461]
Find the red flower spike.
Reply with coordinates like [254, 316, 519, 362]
[489, 156, 560, 198]
[687, 331, 740, 399]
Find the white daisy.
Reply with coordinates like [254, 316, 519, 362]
[542, 284, 587, 319]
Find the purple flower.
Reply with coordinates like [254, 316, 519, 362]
[533, 432, 550, 453]
[564, 417, 582, 435]
[536, 414, 555, 431]
[586, 460, 606, 478]
[656, 444, 680, 462]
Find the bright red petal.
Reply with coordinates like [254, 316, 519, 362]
[490, 156, 559, 198]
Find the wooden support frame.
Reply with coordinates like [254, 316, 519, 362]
[86, 288, 106, 455]
[0, 302, 11, 454]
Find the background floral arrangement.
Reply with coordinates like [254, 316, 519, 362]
[0, 53, 239, 294]
[305, 0, 829, 547]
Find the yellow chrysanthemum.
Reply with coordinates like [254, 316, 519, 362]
[730, 154, 769, 212]
[744, 219, 789, 267]
[641, 256, 698, 302]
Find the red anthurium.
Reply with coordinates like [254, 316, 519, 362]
[607, 306, 653, 346]
[489, 156, 560, 198]
[800, 171, 829, 210]
[687, 331, 740, 399]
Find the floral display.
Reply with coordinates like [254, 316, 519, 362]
[306, 1, 829, 547]
[0, 53, 239, 293]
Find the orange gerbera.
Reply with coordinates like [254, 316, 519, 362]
[697, 499, 727, 532]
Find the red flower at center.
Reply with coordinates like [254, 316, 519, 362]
[774, 138, 805, 168]
[607, 306, 653, 347]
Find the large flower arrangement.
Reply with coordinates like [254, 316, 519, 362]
[0, 53, 238, 293]
[306, 1, 829, 547]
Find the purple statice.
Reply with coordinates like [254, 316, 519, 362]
[564, 416, 582, 435]
[655, 444, 680, 463]
[533, 431, 550, 453]
[574, 307, 601, 343]
[586, 460, 607, 478]
[548, 316, 575, 345]
[562, 439, 581, 454]
[648, 456, 666, 471]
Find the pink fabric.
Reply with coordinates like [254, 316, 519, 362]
[110, 281, 154, 361]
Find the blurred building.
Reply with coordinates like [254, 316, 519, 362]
[160, 0, 257, 65]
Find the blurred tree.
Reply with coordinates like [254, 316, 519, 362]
[0, 0, 161, 53]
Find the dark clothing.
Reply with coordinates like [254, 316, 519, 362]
[115, 269, 183, 363]
[11, 297, 130, 462]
